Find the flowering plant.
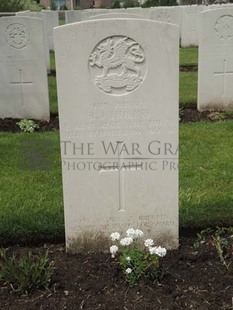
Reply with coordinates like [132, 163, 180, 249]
[110, 228, 167, 286]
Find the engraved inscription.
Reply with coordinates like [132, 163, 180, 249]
[215, 15, 233, 40]
[5, 23, 30, 49]
[89, 36, 146, 95]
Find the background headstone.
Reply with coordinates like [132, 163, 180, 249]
[80, 9, 109, 21]
[89, 12, 143, 20]
[42, 10, 59, 51]
[181, 5, 204, 47]
[0, 17, 50, 120]
[150, 7, 181, 34]
[65, 9, 109, 23]
[65, 10, 82, 23]
[54, 19, 179, 253]
[16, 11, 50, 70]
[126, 7, 151, 19]
[198, 8, 233, 111]
[205, 3, 233, 10]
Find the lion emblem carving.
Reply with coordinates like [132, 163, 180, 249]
[89, 36, 146, 95]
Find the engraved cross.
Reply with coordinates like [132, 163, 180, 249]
[99, 141, 141, 212]
[214, 59, 233, 97]
[10, 69, 33, 107]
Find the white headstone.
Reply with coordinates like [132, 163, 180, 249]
[206, 4, 233, 10]
[65, 9, 109, 23]
[81, 9, 109, 21]
[198, 9, 233, 111]
[54, 19, 179, 253]
[126, 7, 151, 19]
[42, 10, 59, 51]
[150, 7, 181, 30]
[16, 11, 50, 70]
[89, 12, 143, 20]
[65, 10, 82, 24]
[181, 5, 204, 47]
[0, 17, 50, 120]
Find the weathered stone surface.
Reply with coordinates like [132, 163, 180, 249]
[181, 5, 204, 47]
[42, 10, 59, 51]
[0, 16, 50, 120]
[16, 11, 50, 70]
[150, 7, 181, 29]
[89, 12, 142, 19]
[198, 8, 233, 111]
[54, 19, 179, 252]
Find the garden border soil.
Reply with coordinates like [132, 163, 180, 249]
[0, 107, 233, 133]
[0, 236, 232, 310]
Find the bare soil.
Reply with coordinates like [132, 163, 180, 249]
[180, 65, 198, 72]
[0, 236, 232, 310]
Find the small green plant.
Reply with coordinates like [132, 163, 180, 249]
[16, 119, 39, 133]
[110, 228, 167, 286]
[207, 111, 225, 121]
[179, 106, 184, 122]
[194, 227, 233, 270]
[0, 249, 54, 294]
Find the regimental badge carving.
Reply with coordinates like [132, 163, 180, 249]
[215, 15, 233, 40]
[89, 36, 146, 95]
[5, 23, 30, 49]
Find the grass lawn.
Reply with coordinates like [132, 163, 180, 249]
[0, 48, 232, 241]
[180, 47, 198, 67]
[49, 53, 58, 115]
[50, 52, 56, 72]
[0, 132, 64, 240]
[179, 48, 198, 107]
[179, 72, 197, 107]
[48, 76, 58, 115]
[0, 122, 232, 239]
[59, 19, 65, 26]
[180, 121, 233, 228]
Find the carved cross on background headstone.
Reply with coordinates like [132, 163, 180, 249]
[214, 59, 233, 97]
[10, 69, 33, 107]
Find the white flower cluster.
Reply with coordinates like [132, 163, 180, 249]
[110, 232, 120, 241]
[149, 246, 167, 257]
[109, 228, 144, 258]
[120, 237, 133, 246]
[109, 228, 166, 259]
[144, 239, 154, 247]
[144, 239, 167, 257]
[125, 268, 132, 274]
[126, 228, 144, 239]
[110, 245, 118, 258]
